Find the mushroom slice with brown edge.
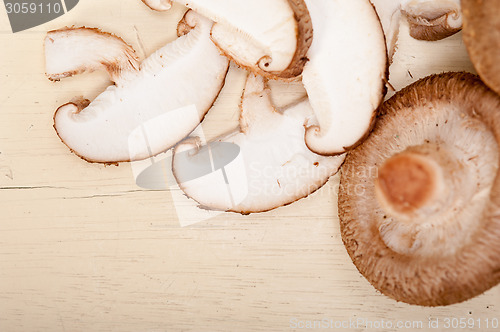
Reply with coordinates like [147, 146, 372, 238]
[45, 27, 139, 82]
[172, 74, 345, 214]
[462, 0, 500, 96]
[370, 0, 402, 61]
[370, 0, 462, 61]
[167, 0, 312, 80]
[302, 0, 387, 156]
[339, 72, 500, 306]
[141, 0, 171, 11]
[47, 11, 229, 163]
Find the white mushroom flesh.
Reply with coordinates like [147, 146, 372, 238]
[370, 0, 462, 59]
[303, 0, 387, 155]
[174, 0, 298, 74]
[141, 0, 172, 11]
[369, 0, 403, 60]
[48, 11, 229, 163]
[173, 75, 345, 213]
[45, 28, 139, 82]
[339, 73, 500, 306]
[374, 110, 499, 257]
[401, 0, 462, 31]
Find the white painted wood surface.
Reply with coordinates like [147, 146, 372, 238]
[0, 1, 498, 331]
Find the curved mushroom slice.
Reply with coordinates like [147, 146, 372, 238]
[45, 27, 139, 82]
[141, 0, 172, 11]
[172, 75, 345, 214]
[370, 0, 403, 61]
[48, 11, 229, 163]
[462, 0, 500, 96]
[303, 0, 387, 156]
[371, 0, 462, 60]
[172, 0, 312, 80]
[338, 72, 500, 306]
[402, 0, 462, 41]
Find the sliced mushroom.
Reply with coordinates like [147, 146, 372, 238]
[172, 74, 345, 214]
[402, 0, 462, 41]
[169, 0, 312, 80]
[302, 0, 387, 156]
[462, 0, 500, 96]
[46, 11, 229, 163]
[339, 72, 500, 306]
[371, 0, 462, 60]
[141, 0, 172, 11]
[45, 27, 139, 82]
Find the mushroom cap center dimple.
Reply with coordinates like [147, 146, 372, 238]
[377, 153, 438, 214]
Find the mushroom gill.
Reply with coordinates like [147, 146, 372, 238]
[402, 0, 462, 41]
[339, 72, 500, 306]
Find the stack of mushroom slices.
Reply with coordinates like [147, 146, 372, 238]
[44, 0, 388, 213]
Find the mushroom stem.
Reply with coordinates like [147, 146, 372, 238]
[374, 144, 470, 255]
[376, 144, 461, 216]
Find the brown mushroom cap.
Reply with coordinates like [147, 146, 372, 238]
[339, 72, 500, 306]
[462, 0, 500, 96]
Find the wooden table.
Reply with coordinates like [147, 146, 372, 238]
[1, 1, 498, 331]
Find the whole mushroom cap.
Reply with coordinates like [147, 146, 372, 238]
[462, 0, 500, 96]
[339, 72, 500, 306]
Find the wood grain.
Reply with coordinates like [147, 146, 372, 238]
[0, 1, 498, 331]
